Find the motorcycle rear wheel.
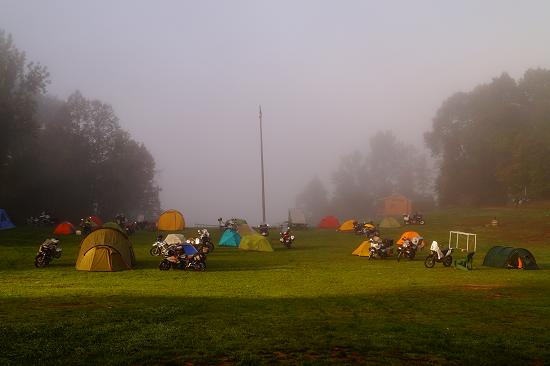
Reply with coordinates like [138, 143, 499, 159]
[443, 256, 453, 267]
[424, 256, 436, 268]
[397, 252, 402, 262]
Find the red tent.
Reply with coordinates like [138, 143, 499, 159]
[318, 216, 340, 229]
[53, 221, 75, 235]
[88, 216, 103, 226]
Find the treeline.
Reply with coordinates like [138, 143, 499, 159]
[297, 68, 550, 221]
[296, 131, 433, 223]
[0, 30, 160, 222]
[425, 69, 550, 206]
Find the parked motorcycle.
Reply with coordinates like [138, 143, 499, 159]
[368, 237, 392, 259]
[403, 213, 425, 225]
[150, 235, 171, 256]
[34, 238, 62, 268]
[197, 229, 214, 253]
[396, 238, 418, 261]
[259, 224, 269, 237]
[279, 227, 295, 248]
[424, 241, 453, 268]
[159, 244, 206, 271]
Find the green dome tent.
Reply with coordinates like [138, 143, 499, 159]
[379, 216, 401, 228]
[219, 229, 241, 247]
[239, 234, 273, 252]
[483, 246, 538, 270]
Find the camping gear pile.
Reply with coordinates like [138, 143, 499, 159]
[26, 211, 57, 226]
[34, 238, 62, 268]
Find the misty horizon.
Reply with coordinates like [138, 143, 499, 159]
[2, 0, 549, 225]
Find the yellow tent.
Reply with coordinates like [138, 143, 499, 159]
[338, 219, 356, 232]
[75, 228, 135, 271]
[157, 209, 185, 231]
[352, 241, 371, 256]
[239, 234, 273, 252]
[237, 223, 254, 236]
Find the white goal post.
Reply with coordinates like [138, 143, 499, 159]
[448, 231, 477, 253]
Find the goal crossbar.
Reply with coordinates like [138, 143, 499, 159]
[448, 231, 477, 252]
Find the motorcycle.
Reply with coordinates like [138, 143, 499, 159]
[403, 213, 425, 225]
[396, 238, 418, 261]
[279, 227, 295, 248]
[368, 237, 392, 259]
[197, 229, 214, 253]
[34, 238, 62, 268]
[159, 244, 206, 271]
[150, 235, 171, 256]
[27, 212, 56, 226]
[424, 241, 453, 268]
[259, 224, 269, 237]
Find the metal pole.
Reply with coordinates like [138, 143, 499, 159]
[259, 105, 266, 224]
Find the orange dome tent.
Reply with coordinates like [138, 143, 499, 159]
[53, 221, 75, 235]
[396, 231, 422, 245]
[157, 209, 185, 231]
[319, 216, 340, 229]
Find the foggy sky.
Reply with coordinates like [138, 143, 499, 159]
[1, 0, 550, 225]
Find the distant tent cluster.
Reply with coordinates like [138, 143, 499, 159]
[218, 219, 273, 252]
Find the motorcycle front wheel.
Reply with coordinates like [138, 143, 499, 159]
[424, 255, 436, 268]
[150, 247, 160, 256]
[159, 260, 171, 271]
[34, 254, 46, 268]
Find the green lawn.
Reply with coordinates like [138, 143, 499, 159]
[1, 207, 549, 365]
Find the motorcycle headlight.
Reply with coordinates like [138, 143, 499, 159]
[279, 238, 283, 242]
[290, 236, 295, 240]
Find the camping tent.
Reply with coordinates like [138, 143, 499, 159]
[318, 216, 340, 229]
[0, 209, 15, 230]
[396, 231, 422, 245]
[379, 217, 401, 228]
[53, 221, 75, 235]
[288, 208, 307, 227]
[219, 229, 241, 247]
[239, 234, 273, 252]
[75, 228, 135, 271]
[381, 194, 412, 216]
[164, 233, 186, 245]
[157, 209, 185, 231]
[352, 241, 371, 257]
[338, 219, 356, 232]
[237, 223, 255, 236]
[88, 215, 103, 226]
[483, 246, 538, 270]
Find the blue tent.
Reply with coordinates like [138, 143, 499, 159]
[182, 244, 198, 255]
[219, 229, 241, 247]
[0, 209, 15, 230]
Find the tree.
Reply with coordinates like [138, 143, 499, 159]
[0, 30, 49, 213]
[295, 176, 330, 224]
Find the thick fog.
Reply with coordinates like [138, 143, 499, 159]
[1, 0, 550, 225]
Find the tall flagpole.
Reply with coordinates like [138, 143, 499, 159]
[259, 105, 266, 223]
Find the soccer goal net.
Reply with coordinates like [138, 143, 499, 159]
[448, 231, 477, 252]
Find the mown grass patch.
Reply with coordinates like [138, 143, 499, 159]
[1, 207, 549, 365]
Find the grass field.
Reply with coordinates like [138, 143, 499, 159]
[1, 207, 550, 365]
